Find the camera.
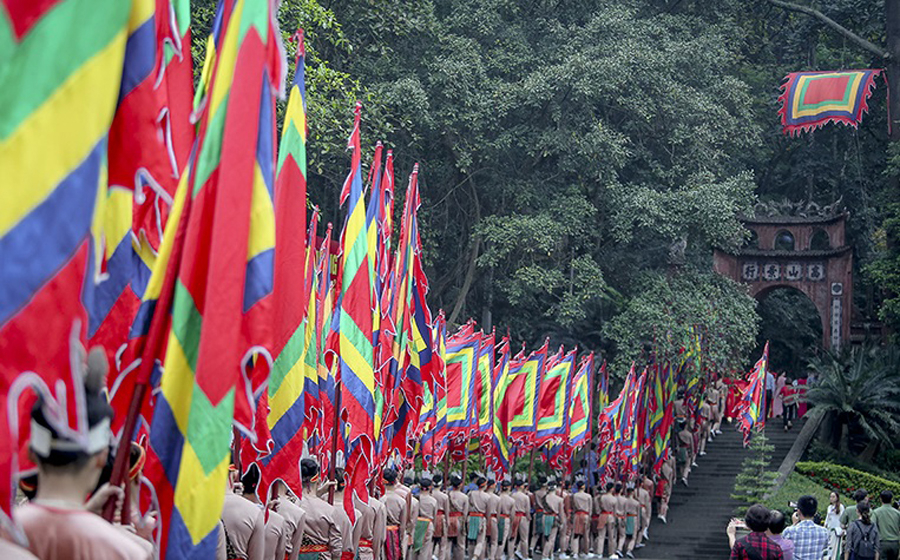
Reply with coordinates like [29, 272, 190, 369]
[788, 501, 798, 509]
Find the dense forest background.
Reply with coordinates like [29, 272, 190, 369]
[194, 0, 899, 377]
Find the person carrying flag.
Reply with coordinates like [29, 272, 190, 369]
[467, 475, 490, 560]
[382, 469, 408, 560]
[297, 459, 343, 560]
[413, 477, 437, 560]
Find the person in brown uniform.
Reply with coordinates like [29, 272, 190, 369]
[431, 474, 450, 560]
[570, 480, 592, 559]
[613, 482, 627, 558]
[413, 477, 437, 560]
[467, 475, 490, 560]
[635, 475, 653, 549]
[297, 459, 343, 560]
[510, 478, 532, 560]
[530, 476, 549, 554]
[620, 485, 641, 559]
[656, 455, 674, 524]
[331, 470, 361, 560]
[353, 489, 386, 560]
[241, 465, 287, 560]
[446, 475, 469, 560]
[543, 480, 565, 560]
[484, 478, 500, 560]
[698, 397, 712, 457]
[271, 480, 307, 560]
[223, 470, 266, 560]
[496, 480, 515, 560]
[593, 482, 618, 559]
[676, 422, 693, 486]
[382, 469, 408, 560]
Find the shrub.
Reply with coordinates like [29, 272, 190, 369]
[795, 461, 900, 499]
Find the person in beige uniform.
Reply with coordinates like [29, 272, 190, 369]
[431, 474, 450, 560]
[353, 490, 386, 560]
[397, 475, 416, 558]
[620, 485, 641, 559]
[413, 478, 437, 560]
[561, 482, 573, 555]
[331, 470, 361, 560]
[530, 476, 548, 553]
[446, 475, 469, 560]
[676, 422, 693, 486]
[656, 455, 674, 524]
[570, 481, 592, 559]
[697, 398, 712, 457]
[241, 465, 287, 560]
[223, 474, 267, 560]
[635, 475, 652, 549]
[405, 478, 420, 560]
[484, 479, 500, 560]
[593, 482, 617, 559]
[271, 480, 307, 560]
[496, 480, 515, 560]
[16, 348, 153, 560]
[543, 481, 565, 560]
[510, 478, 532, 560]
[467, 476, 489, 560]
[297, 459, 343, 560]
[382, 469, 408, 560]
[613, 483, 627, 558]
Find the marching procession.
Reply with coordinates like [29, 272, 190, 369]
[0, 0, 776, 559]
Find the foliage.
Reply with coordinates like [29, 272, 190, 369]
[806, 440, 900, 484]
[805, 345, 900, 449]
[756, 288, 824, 375]
[605, 269, 760, 375]
[795, 461, 900, 500]
[732, 432, 778, 506]
[763, 471, 836, 518]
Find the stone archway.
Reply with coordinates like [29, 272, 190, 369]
[713, 202, 853, 351]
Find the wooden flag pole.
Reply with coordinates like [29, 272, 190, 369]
[528, 448, 535, 482]
[102, 186, 194, 522]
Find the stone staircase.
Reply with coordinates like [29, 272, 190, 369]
[636, 418, 801, 560]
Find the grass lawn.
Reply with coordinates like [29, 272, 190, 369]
[763, 472, 836, 517]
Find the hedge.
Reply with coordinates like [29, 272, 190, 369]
[795, 461, 900, 499]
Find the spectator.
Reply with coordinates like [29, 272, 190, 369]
[843, 491, 871, 531]
[873, 491, 900, 560]
[784, 496, 830, 560]
[782, 380, 800, 431]
[728, 504, 785, 560]
[826, 492, 845, 560]
[766, 369, 776, 419]
[845, 501, 879, 560]
[768, 509, 795, 560]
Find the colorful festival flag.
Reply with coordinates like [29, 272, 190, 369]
[738, 342, 769, 446]
[567, 352, 594, 451]
[475, 332, 496, 446]
[444, 328, 481, 441]
[489, 339, 513, 478]
[536, 348, 576, 445]
[508, 340, 548, 446]
[0, 0, 133, 530]
[778, 70, 882, 136]
[143, 0, 286, 555]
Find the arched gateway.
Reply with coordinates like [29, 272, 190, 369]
[713, 201, 852, 351]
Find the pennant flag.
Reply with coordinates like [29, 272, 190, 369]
[259, 30, 311, 496]
[143, 0, 286, 556]
[567, 353, 594, 451]
[536, 348, 576, 445]
[336, 103, 376, 521]
[0, 0, 132, 528]
[507, 340, 548, 446]
[653, 362, 677, 473]
[737, 342, 769, 446]
[778, 69, 882, 136]
[444, 328, 480, 441]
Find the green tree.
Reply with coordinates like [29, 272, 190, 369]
[806, 346, 900, 452]
[732, 432, 778, 508]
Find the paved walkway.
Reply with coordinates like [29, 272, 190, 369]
[636, 419, 801, 560]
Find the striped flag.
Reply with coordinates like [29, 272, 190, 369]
[144, 0, 286, 556]
[489, 339, 513, 477]
[337, 103, 377, 520]
[738, 342, 769, 446]
[259, 30, 311, 496]
[0, 0, 132, 526]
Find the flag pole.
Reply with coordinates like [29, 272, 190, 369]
[102, 184, 194, 521]
[528, 448, 535, 482]
[329, 379, 342, 505]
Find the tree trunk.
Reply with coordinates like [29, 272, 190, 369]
[887, 0, 900, 141]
